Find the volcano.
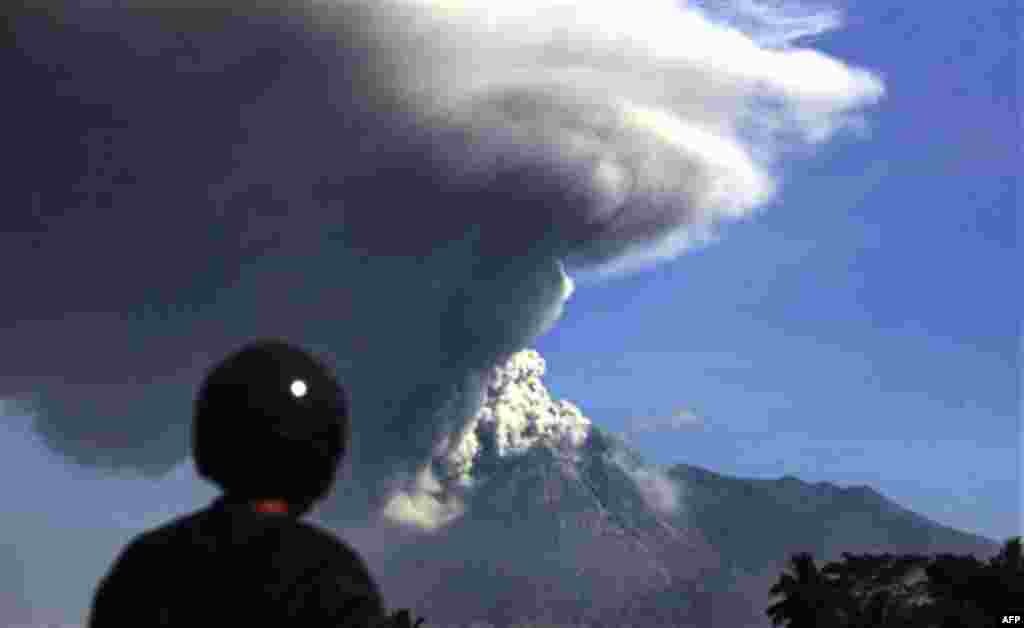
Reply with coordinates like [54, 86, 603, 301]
[333, 350, 999, 627]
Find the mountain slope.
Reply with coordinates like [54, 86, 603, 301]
[381, 425, 721, 625]
[359, 350, 1000, 627]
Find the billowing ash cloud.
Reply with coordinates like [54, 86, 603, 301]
[440, 350, 593, 482]
[2, 0, 882, 529]
[357, 349, 691, 529]
[376, 349, 596, 530]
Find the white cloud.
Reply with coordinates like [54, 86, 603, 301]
[628, 407, 706, 434]
[315, 0, 884, 270]
[694, 0, 844, 48]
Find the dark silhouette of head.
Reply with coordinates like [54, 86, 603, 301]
[192, 340, 349, 517]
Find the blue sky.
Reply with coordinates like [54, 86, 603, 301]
[537, 0, 1019, 542]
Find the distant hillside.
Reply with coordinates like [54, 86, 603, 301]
[666, 462, 999, 575]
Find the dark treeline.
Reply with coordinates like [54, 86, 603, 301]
[766, 536, 1023, 627]
[392, 538, 1024, 628]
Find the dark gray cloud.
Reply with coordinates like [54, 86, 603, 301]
[2, 0, 882, 528]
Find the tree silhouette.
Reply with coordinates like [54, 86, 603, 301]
[977, 537, 1024, 622]
[821, 552, 931, 627]
[766, 552, 844, 627]
[924, 552, 991, 627]
[769, 537, 1024, 628]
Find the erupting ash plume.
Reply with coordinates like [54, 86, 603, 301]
[2, 0, 883, 530]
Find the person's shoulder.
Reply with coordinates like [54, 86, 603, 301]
[130, 508, 206, 548]
[292, 519, 382, 593]
[113, 527, 166, 560]
[96, 522, 173, 587]
[106, 507, 213, 574]
[291, 518, 368, 565]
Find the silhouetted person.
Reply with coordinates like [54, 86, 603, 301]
[87, 339, 423, 627]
